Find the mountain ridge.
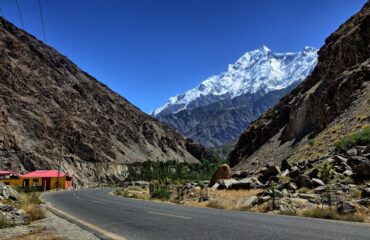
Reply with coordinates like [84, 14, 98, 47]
[0, 17, 217, 185]
[228, 1, 370, 172]
[153, 46, 318, 147]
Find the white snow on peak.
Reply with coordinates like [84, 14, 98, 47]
[152, 45, 318, 116]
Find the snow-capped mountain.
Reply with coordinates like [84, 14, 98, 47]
[152, 46, 318, 148]
[152, 45, 317, 117]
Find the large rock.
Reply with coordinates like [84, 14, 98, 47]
[361, 188, 370, 198]
[337, 201, 357, 214]
[0, 182, 19, 201]
[228, 177, 263, 190]
[311, 178, 325, 187]
[260, 164, 281, 179]
[217, 179, 238, 189]
[210, 164, 232, 186]
[294, 175, 313, 189]
[347, 156, 370, 177]
[280, 159, 292, 171]
[243, 196, 259, 208]
[288, 167, 300, 178]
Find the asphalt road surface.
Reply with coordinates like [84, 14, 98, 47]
[43, 188, 370, 240]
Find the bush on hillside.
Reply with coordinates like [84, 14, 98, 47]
[335, 127, 370, 151]
[150, 189, 171, 200]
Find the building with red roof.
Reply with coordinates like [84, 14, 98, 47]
[0, 170, 73, 190]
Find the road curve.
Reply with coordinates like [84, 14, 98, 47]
[43, 188, 370, 240]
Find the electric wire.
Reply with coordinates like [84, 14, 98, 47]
[38, 0, 46, 42]
[16, 0, 24, 29]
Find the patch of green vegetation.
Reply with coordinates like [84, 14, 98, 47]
[127, 159, 221, 182]
[302, 207, 365, 222]
[150, 189, 171, 200]
[335, 127, 370, 151]
[318, 161, 335, 184]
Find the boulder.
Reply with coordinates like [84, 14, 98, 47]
[314, 186, 327, 194]
[288, 166, 300, 178]
[228, 177, 264, 190]
[231, 171, 249, 179]
[298, 193, 319, 203]
[337, 201, 357, 214]
[346, 148, 358, 156]
[261, 164, 280, 179]
[217, 179, 238, 189]
[308, 168, 319, 178]
[347, 156, 370, 177]
[210, 164, 232, 186]
[334, 155, 348, 164]
[343, 170, 353, 176]
[277, 182, 297, 191]
[311, 178, 325, 187]
[281, 169, 289, 177]
[243, 196, 259, 208]
[0, 182, 19, 201]
[361, 188, 370, 198]
[294, 175, 313, 188]
[357, 198, 370, 206]
[280, 159, 291, 171]
[211, 183, 220, 190]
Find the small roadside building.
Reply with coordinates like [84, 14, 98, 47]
[0, 171, 22, 186]
[20, 170, 73, 190]
[0, 170, 73, 190]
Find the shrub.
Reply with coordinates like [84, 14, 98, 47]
[206, 200, 225, 209]
[302, 207, 364, 222]
[335, 127, 370, 151]
[23, 204, 45, 221]
[318, 161, 335, 184]
[0, 215, 12, 229]
[151, 189, 171, 201]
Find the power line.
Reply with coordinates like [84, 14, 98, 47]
[15, 0, 24, 29]
[38, 0, 46, 42]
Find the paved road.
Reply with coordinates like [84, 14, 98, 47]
[44, 188, 370, 240]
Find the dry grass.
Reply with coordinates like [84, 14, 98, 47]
[206, 200, 225, 209]
[0, 215, 12, 229]
[185, 189, 263, 210]
[8, 229, 66, 240]
[114, 187, 150, 200]
[18, 193, 45, 222]
[302, 207, 365, 222]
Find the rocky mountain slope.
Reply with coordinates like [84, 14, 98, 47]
[228, 1, 370, 173]
[0, 17, 216, 185]
[153, 46, 317, 147]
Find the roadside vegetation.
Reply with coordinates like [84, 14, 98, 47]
[127, 159, 222, 182]
[301, 207, 365, 222]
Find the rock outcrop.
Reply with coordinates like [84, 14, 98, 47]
[228, 2, 370, 171]
[0, 17, 216, 185]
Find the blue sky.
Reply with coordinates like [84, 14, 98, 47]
[0, 0, 367, 113]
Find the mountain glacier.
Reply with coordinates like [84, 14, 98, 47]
[152, 45, 317, 117]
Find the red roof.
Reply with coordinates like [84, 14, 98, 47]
[0, 170, 18, 175]
[21, 170, 67, 178]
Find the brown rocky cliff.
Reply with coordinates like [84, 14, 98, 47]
[228, 2, 370, 170]
[0, 17, 216, 185]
